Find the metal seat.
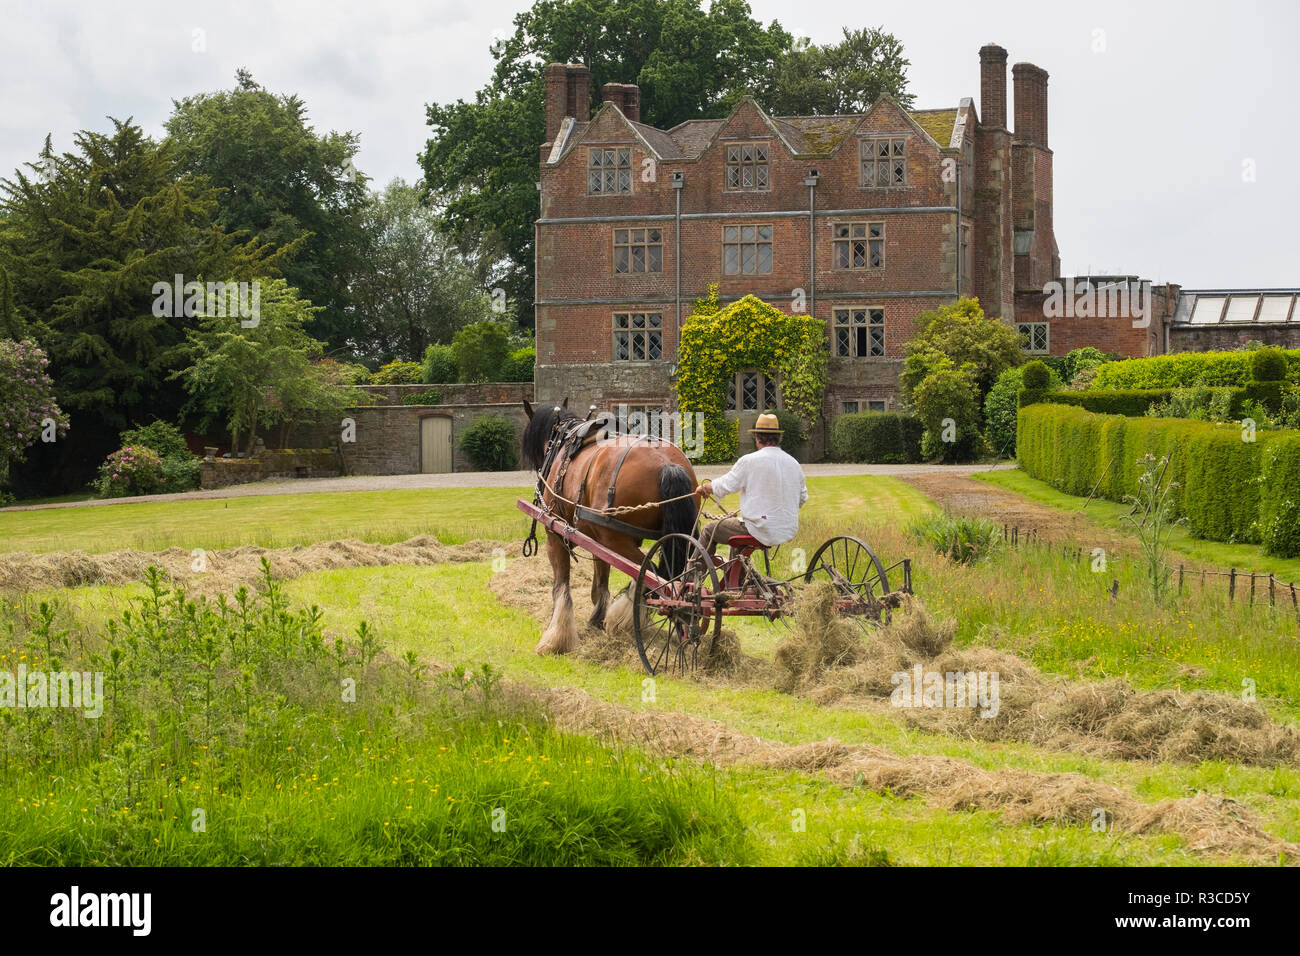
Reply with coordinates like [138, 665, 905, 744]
[726, 534, 766, 552]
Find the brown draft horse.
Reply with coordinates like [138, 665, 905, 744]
[521, 399, 700, 655]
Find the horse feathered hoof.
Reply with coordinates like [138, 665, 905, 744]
[536, 619, 577, 655]
[605, 590, 634, 634]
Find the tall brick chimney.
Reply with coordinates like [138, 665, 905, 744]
[544, 62, 591, 143]
[1012, 62, 1048, 147]
[601, 82, 641, 123]
[1009, 61, 1058, 292]
[979, 44, 1007, 129]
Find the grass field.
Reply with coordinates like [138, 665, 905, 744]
[0, 475, 933, 555]
[976, 468, 1300, 581]
[2, 472, 1297, 865]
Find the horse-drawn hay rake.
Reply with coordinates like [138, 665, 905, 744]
[516, 498, 912, 676]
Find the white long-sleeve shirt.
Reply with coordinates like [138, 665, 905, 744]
[710, 445, 809, 546]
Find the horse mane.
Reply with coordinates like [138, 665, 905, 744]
[521, 403, 581, 470]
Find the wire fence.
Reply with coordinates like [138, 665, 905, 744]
[1000, 523, 1300, 624]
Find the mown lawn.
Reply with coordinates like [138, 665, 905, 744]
[0, 475, 932, 555]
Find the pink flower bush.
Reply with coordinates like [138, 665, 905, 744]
[95, 445, 163, 498]
[0, 339, 69, 474]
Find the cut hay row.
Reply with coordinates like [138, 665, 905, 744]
[535, 682, 1298, 863]
[490, 553, 1300, 768]
[0, 536, 502, 595]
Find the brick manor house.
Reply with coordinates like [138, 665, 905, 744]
[534, 42, 1298, 455]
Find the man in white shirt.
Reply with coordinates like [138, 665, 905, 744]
[697, 413, 809, 558]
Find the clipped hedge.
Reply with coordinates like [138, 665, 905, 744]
[830, 412, 923, 463]
[1093, 350, 1300, 390]
[1017, 404, 1300, 548]
[1020, 386, 1250, 419]
[1260, 436, 1300, 556]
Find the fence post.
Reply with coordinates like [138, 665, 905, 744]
[1270, 573, 1275, 608]
[1250, 572, 1256, 606]
[1178, 565, 1184, 595]
[1229, 569, 1236, 602]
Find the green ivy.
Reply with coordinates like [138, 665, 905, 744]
[674, 288, 827, 464]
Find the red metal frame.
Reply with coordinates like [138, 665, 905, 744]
[516, 498, 883, 619]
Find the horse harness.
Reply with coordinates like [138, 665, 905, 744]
[522, 413, 671, 556]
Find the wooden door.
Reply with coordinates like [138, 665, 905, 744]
[420, 416, 452, 473]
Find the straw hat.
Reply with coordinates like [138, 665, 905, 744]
[748, 412, 783, 436]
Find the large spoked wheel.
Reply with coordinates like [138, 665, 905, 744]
[633, 533, 721, 676]
[804, 535, 890, 620]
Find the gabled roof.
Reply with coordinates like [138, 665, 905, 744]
[546, 95, 961, 163]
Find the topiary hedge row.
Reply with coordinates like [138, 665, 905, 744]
[829, 412, 923, 463]
[1017, 403, 1300, 553]
[1092, 349, 1300, 390]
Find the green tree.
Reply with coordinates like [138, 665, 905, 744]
[174, 278, 349, 456]
[421, 343, 458, 384]
[900, 297, 1023, 410]
[349, 180, 492, 365]
[911, 355, 982, 462]
[452, 321, 511, 382]
[420, 0, 794, 319]
[0, 119, 284, 492]
[761, 27, 914, 115]
[166, 71, 368, 352]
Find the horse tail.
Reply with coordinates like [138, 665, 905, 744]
[657, 463, 697, 579]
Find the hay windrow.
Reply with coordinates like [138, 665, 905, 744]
[0, 536, 501, 595]
[494, 556, 1300, 768]
[535, 682, 1299, 863]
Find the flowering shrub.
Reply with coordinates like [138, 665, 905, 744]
[0, 339, 69, 476]
[95, 445, 164, 498]
[118, 420, 201, 493]
[674, 288, 827, 463]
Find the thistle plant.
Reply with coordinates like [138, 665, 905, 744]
[1123, 453, 1185, 604]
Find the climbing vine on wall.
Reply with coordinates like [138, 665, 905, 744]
[674, 287, 828, 463]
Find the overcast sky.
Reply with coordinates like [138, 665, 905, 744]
[3, 0, 1296, 288]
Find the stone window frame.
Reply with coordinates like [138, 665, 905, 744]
[612, 311, 663, 362]
[859, 136, 908, 188]
[607, 400, 669, 438]
[832, 221, 885, 271]
[832, 306, 886, 358]
[722, 223, 774, 276]
[726, 370, 781, 412]
[613, 226, 663, 275]
[724, 141, 771, 191]
[1017, 321, 1050, 354]
[588, 147, 633, 195]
